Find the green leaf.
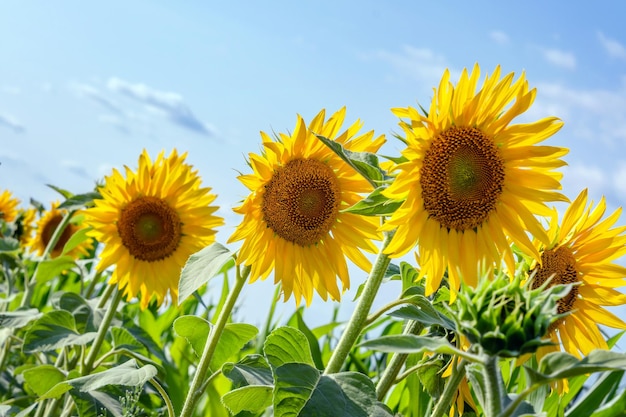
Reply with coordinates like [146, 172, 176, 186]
[273, 363, 393, 417]
[23, 310, 97, 352]
[46, 184, 73, 199]
[60, 227, 91, 256]
[0, 308, 42, 328]
[0, 237, 20, 253]
[540, 350, 626, 380]
[566, 371, 625, 417]
[58, 191, 101, 210]
[173, 315, 211, 357]
[342, 186, 402, 216]
[221, 385, 273, 415]
[590, 384, 626, 417]
[316, 134, 384, 185]
[22, 365, 66, 396]
[388, 296, 455, 330]
[287, 308, 325, 369]
[39, 359, 157, 399]
[264, 326, 315, 369]
[360, 335, 457, 356]
[178, 242, 234, 304]
[59, 292, 93, 333]
[210, 323, 258, 371]
[222, 354, 273, 388]
[111, 327, 145, 351]
[173, 316, 258, 371]
[416, 357, 445, 398]
[36, 256, 77, 284]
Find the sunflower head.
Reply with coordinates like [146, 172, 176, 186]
[530, 189, 626, 358]
[382, 64, 568, 300]
[229, 108, 385, 305]
[27, 202, 92, 259]
[84, 149, 224, 309]
[0, 189, 20, 223]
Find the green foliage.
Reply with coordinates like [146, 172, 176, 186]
[178, 242, 234, 304]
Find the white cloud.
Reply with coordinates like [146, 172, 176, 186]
[562, 164, 608, 197]
[107, 78, 215, 136]
[541, 48, 576, 69]
[0, 112, 25, 134]
[72, 83, 124, 116]
[490, 30, 510, 45]
[597, 32, 626, 60]
[365, 45, 454, 86]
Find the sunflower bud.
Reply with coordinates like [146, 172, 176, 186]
[454, 272, 571, 357]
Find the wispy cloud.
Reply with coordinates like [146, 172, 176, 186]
[364, 45, 454, 86]
[489, 30, 510, 45]
[72, 83, 125, 116]
[107, 78, 214, 136]
[61, 160, 91, 179]
[597, 32, 626, 61]
[540, 48, 576, 69]
[0, 112, 25, 134]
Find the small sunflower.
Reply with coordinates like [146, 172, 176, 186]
[28, 202, 91, 259]
[0, 189, 20, 223]
[530, 189, 626, 359]
[228, 108, 385, 305]
[382, 64, 569, 299]
[84, 149, 223, 309]
[16, 207, 37, 245]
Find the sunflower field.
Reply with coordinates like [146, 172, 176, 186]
[2, 65, 626, 417]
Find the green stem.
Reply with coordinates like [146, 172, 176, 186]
[150, 378, 175, 417]
[20, 210, 74, 308]
[431, 358, 468, 417]
[375, 320, 423, 400]
[179, 264, 250, 417]
[324, 230, 394, 375]
[483, 354, 504, 417]
[82, 286, 123, 375]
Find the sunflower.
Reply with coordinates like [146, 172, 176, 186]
[0, 189, 20, 223]
[382, 64, 569, 299]
[84, 149, 224, 309]
[228, 108, 385, 305]
[28, 202, 91, 259]
[530, 189, 626, 359]
[16, 207, 37, 245]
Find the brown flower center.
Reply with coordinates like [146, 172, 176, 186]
[420, 126, 505, 231]
[531, 246, 580, 332]
[262, 158, 341, 246]
[42, 213, 74, 253]
[118, 196, 182, 262]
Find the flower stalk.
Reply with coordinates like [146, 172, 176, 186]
[179, 264, 250, 417]
[324, 230, 394, 374]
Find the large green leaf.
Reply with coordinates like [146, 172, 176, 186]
[22, 365, 66, 396]
[222, 354, 273, 388]
[23, 310, 97, 352]
[360, 335, 457, 356]
[273, 363, 393, 417]
[178, 243, 234, 304]
[174, 316, 258, 371]
[58, 191, 101, 211]
[36, 256, 77, 284]
[533, 350, 626, 382]
[222, 385, 273, 415]
[565, 371, 625, 417]
[590, 385, 626, 417]
[0, 236, 20, 253]
[60, 227, 92, 256]
[0, 308, 42, 328]
[39, 359, 157, 399]
[287, 309, 324, 369]
[342, 186, 402, 216]
[59, 292, 94, 333]
[264, 326, 315, 369]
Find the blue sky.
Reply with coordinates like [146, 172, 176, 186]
[2, 1, 626, 325]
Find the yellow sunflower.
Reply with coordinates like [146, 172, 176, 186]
[530, 189, 626, 359]
[0, 189, 20, 223]
[228, 107, 385, 305]
[84, 149, 223, 309]
[28, 202, 91, 259]
[17, 207, 37, 245]
[382, 64, 569, 299]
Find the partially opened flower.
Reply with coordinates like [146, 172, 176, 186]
[0, 189, 20, 223]
[383, 64, 568, 299]
[85, 149, 223, 309]
[28, 202, 91, 258]
[530, 189, 626, 358]
[229, 108, 385, 305]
